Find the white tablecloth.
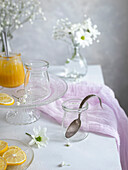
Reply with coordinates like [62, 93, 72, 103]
[0, 65, 122, 170]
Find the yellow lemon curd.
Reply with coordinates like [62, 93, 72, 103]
[0, 53, 25, 88]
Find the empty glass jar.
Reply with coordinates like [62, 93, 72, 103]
[62, 99, 89, 142]
[24, 60, 51, 102]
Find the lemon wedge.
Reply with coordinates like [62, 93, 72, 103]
[2, 149, 26, 165]
[0, 140, 8, 156]
[0, 93, 14, 105]
[0, 156, 7, 170]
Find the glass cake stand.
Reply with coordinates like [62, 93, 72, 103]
[0, 75, 68, 125]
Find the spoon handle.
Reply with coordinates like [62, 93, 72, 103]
[79, 94, 102, 109]
[4, 31, 9, 57]
[1, 31, 9, 58]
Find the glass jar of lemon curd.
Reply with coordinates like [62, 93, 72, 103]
[0, 52, 25, 88]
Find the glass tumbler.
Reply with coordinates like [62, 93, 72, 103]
[24, 60, 51, 102]
[62, 99, 89, 142]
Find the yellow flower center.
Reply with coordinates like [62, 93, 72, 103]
[81, 36, 85, 40]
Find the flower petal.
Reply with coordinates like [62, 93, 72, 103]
[33, 127, 39, 136]
[39, 128, 47, 136]
[37, 143, 41, 148]
[29, 139, 36, 146]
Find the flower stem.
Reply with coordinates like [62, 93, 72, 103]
[25, 133, 32, 137]
[71, 46, 77, 60]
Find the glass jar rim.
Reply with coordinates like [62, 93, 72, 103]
[24, 59, 49, 69]
[62, 98, 88, 112]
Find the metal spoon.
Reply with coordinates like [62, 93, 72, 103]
[65, 112, 82, 138]
[1, 31, 9, 58]
[65, 94, 102, 138]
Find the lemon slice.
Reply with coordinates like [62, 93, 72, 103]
[0, 93, 14, 105]
[8, 146, 21, 151]
[2, 149, 26, 165]
[0, 140, 8, 156]
[0, 156, 7, 170]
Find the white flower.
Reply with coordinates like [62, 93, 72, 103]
[90, 25, 101, 40]
[58, 161, 70, 167]
[0, 26, 3, 32]
[65, 141, 71, 147]
[75, 29, 93, 48]
[52, 18, 72, 40]
[20, 98, 26, 104]
[16, 101, 20, 106]
[59, 161, 65, 167]
[15, 25, 19, 29]
[52, 15, 100, 47]
[23, 94, 28, 99]
[28, 126, 49, 148]
[70, 23, 81, 35]
[13, 94, 27, 105]
[0, 0, 46, 37]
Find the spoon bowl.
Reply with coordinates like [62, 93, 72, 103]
[65, 117, 81, 138]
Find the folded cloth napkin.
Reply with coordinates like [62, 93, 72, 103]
[39, 82, 128, 170]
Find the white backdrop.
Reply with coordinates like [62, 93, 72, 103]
[11, 0, 128, 114]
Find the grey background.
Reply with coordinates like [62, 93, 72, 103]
[11, 0, 128, 115]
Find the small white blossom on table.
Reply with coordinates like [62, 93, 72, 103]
[58, 161, 70, 167]
[26, 126, 49, 148]
[64, 141, 71, 147]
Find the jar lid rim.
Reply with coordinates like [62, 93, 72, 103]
[62, 98, 88, 112]
[0, 52, 21, 57]
[24, 59, 49, 68]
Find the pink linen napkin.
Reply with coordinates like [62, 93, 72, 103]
[39, 82, 128, 170]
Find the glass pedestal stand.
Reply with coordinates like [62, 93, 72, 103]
[6, 108, 41, 125]
[0, 75, 67, 125]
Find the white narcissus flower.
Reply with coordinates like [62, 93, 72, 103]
[27, 126, 49, 148]
[89, 25, 101, 40]
[75, 29, 93, 48]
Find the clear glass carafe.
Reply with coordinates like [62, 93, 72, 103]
[65, 45, 88, 81]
